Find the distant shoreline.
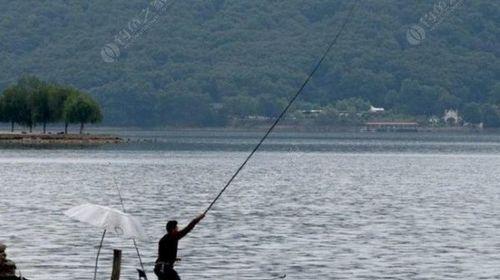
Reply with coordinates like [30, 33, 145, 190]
[0, 133, 123, 145]
[93, 125, 488, 134]
[0, 124, 492, 140]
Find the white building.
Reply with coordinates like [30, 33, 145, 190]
[443, 109, 460, 125]
[369, 105, 385, 113]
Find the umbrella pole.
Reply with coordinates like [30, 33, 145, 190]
[94, 229, 107, 280]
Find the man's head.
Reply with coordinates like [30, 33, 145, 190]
[166, 220, 178, 234]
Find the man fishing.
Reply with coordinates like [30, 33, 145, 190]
[154, 214, 205, 280]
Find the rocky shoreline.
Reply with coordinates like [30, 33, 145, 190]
[0, 133, 123, 145]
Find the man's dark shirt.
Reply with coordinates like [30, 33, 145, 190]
[156, 219, 198, 264]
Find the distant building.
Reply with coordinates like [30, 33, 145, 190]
[443, 109, 460, 126]
[369, 105, 385, 113]
[364, 121, 419, 132]
[247, 115, 271, 120]
[428, 116, 440, 126]
[300, 109, 323, 118]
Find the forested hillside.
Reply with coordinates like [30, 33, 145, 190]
[0, 0, 499, 126]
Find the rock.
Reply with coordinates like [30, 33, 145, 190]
[0, 259, 16, 277]
[0, 244, 6, 266]
[0, 244, 16, 277]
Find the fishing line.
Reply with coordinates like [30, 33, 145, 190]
[111, 176, 148, 280]
[204, 0, 359, 215]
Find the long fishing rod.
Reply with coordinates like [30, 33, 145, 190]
[203, 1, 359, 215]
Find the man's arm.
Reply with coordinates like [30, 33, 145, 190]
[175, 214, 205, 240]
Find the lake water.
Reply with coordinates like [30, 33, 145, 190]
[1, 130, 500, 280]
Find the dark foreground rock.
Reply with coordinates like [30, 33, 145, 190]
[0, 243, 16, 277]
[0, 243, 28, 280]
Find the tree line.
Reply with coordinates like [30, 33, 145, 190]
[0, 1, 498, 127]
[0, 76, 102, 134]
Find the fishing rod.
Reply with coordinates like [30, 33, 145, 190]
[203, 1, 359, 215]
[112, 177, 148, 280]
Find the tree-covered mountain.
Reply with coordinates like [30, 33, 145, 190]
[0, 0, 499, 126]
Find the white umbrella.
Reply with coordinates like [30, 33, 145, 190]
[65, 203, 146, 238]
[65, 203, 147, 280]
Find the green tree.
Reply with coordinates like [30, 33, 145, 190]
[47, 85, 72, 128]
[17, 76, 47, 132]
[397, 79, 443, 116]
[222, 95, 258, 118]
[31, 83, 72, 133]
[258, 95, 287, 118]
[156, 91, 218, 126]
[1, 85, 32, 132]
[63, 93, 103, 134]
[0, 96, 5, 124]
[1, 77, 100, 133]
[31, 85, 51, 133]
[315, 106, 340, 126]
[335, 97, 371, 113]
[487, 82, 500, 104]
[462, 103, 482, 124]
[481, 104, 500, 128]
